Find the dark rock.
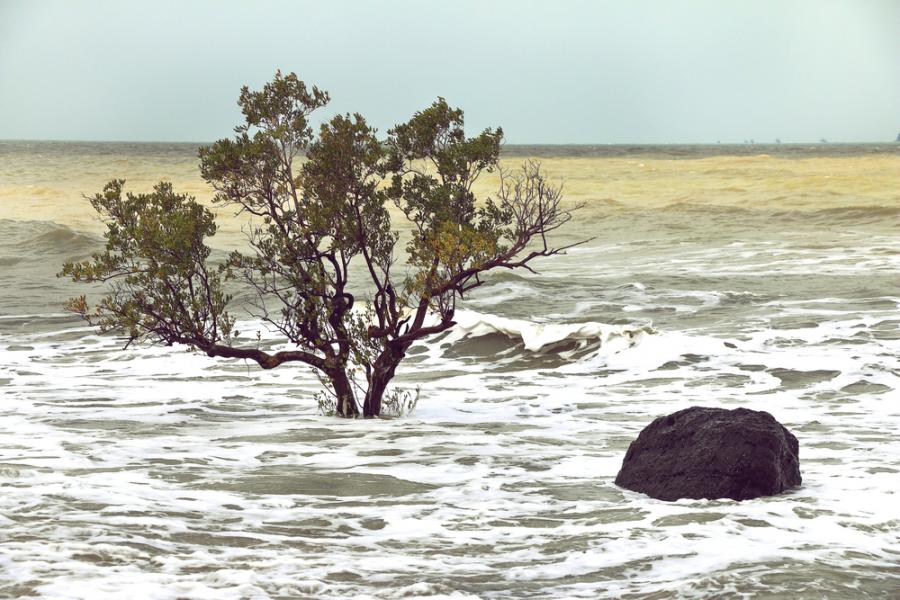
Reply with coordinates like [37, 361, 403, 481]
[615, 406, 801, 501]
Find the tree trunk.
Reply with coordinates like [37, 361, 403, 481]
[328, 368, 359, 418]
[363, 346, 405, 418]
[363, 373, 390, 418]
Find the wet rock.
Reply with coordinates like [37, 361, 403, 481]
[615, 406, 801, 501]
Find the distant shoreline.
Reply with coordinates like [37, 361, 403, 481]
[500, 142, 900, 159]
[1, 139, 898, 160]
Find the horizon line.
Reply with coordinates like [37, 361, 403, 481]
[1, 138, 898, 146]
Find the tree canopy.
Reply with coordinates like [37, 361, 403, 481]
[62, 71, 583, 418]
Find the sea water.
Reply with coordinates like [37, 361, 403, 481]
[0, 141, 898, 598]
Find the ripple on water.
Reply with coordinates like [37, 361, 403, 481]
[193, 470, 438, 497]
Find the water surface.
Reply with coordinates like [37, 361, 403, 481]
[1, 142, 898, 598]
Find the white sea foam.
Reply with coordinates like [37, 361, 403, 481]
[443, 309, 652, 353]
[1, 295, 898, 598]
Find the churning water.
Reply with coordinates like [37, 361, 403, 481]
[1, 141, 899, 598]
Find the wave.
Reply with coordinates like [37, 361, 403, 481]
[649, 202, 900, 226]
[443, 309, 653, 354]
[657, 202, 755, 215]
[0, 219, 100, 256]
[804, 205, 900, 224]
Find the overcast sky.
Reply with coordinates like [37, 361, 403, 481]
[1, 0, 898, 143]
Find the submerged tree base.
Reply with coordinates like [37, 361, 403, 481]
[317, 387, 419, 419]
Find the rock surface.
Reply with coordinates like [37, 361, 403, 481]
[615, 406, 801, 501]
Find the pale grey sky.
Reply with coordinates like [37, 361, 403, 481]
[1, 0, 898, 143]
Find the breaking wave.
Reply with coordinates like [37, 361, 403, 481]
[0, 219, 100, 256]
[432, 309, 653, 367]
[448, 309, 652, 352]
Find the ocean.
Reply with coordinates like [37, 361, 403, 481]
[1, 141, 899, 598]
